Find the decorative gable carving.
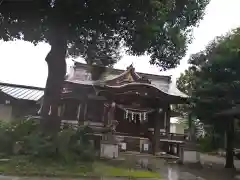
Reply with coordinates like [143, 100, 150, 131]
[105, 64, 151, 86]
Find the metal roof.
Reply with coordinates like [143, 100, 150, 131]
[0, 83, 44, 101]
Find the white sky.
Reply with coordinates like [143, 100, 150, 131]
[0, 0, 240, 88]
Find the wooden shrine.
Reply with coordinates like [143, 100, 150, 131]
[59, 62, 188, 155]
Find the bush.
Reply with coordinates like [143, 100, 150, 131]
[198, 135, 215, 152]
[0, 120, 95, 163]
[0, 121, 14, 154]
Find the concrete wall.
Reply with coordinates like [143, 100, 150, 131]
[11, 101, 39, 119]
[100, 143, 118, 159]
[183, 150, 200, 163]
[170, 123, 185, 134]
[0, 101, 39, 122]
[0, 104, 12, 121]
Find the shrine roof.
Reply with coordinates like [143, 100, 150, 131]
[65, 61, 188, 99]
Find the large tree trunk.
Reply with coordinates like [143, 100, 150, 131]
[40, 27, 67, 133]
[225, 119, 235, 169]
[188, 113, 192, 141]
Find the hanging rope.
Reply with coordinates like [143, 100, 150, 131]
[116, 104, 156, 123]
[116, 104, 155, 113]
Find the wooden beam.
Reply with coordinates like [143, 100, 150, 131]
[77, 103, 81, 121]
[87, 94, 106, 100]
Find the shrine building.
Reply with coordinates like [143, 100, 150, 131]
[60, 61, 188, 154]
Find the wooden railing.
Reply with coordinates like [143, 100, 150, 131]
[61, 121, 186, 138]
[159, 132, 187, 141]
[60, 120, 187, 141]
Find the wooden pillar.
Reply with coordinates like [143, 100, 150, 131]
[76, 103, 81, 122]
[169, 143, 174, 155]
[102, 101, 116, 127]
[177, 143, 179, 156]
[77, 102, 87, 123]
[153, 109, 161, 155]
[83, 103, 87, 121]
[178, 144, 184, 164]
[188, 113, 197, 142]
[166, 105, 171, 134]
[108, 102, 116, 124]
[61, 102, 65, 119]
[103, 103, 110, 126]
[57, 105, 61, 117]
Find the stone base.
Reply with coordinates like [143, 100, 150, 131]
[180, 141, 200, 164]
[100, 143, 119, 159]
[183, 150, 200, 164]
[140, 138, 150, 153]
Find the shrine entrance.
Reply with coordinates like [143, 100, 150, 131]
[115, 104, 155, 137]
[98, 83, 172, 154]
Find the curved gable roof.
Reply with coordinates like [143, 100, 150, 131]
[66, 61, 187, 99]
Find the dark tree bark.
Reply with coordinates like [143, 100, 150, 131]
[188, 113, 194, 141]
[40, 25, 67, 133]
[225, 119, 235, 169]
[211, 127, 217, 150]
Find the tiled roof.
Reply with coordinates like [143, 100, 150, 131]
[0, 83, 44, 101]
[67, 62, 188, 98]
[167, 82, 188, 98]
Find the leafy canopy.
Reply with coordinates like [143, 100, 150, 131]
[175, 67, 197, 117]
[177, 28, 240, 126]
[0, 0, 209, 69]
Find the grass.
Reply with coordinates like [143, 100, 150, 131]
[0, 156, 161, 179]
[94, 162, 161, 178]
[0, 156, 91, 177]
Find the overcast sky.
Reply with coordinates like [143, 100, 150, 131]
[0, 0, 240, 88]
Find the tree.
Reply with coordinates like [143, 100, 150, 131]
[175, 67, 197, 116]
[177, 67, 212, 145]
[177, 67, 197, 95]
[0, 0, 209, 131]
[180, 28, 240, 168]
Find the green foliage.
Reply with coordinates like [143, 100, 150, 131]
[177, 67, 197, 96]
[0, 159, 160, 178]
[198, 135, 214, 152]
[177, 29, 240, 167]
[0, 0, 209, 69]
[0, 156, 93, 177]
[94, 162, 161, 178]
[176, 28, 240, 127]
[0, 121, 14, 154]
[174, 67, 197, 117]
[0, 120, 94, 163]
[191, 29, 240, 127]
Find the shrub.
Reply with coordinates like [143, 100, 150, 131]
[0, 121, 14, 154]
[0, 120, 95, 163]
[198, 135, 215, 152]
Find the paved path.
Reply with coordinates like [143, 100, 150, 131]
[200, 153, 240, 169]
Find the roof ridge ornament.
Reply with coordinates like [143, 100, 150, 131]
[126, 63, 134, 70]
